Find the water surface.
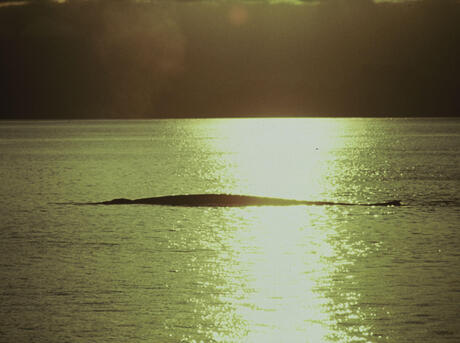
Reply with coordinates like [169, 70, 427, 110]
[0, 118, 459, 342]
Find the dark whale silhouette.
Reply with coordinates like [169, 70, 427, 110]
[86, 194, 402, 207]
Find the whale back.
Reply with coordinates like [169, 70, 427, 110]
[101, 198, 133, 205]
[91, 194, 402, 207]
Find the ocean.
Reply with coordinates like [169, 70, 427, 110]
[0, 118, 459, 342]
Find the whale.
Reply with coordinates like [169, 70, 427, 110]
[85, 194, 402, 207]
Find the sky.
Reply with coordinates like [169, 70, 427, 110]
[0, 0, 459, 118]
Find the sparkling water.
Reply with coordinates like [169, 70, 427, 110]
[0, 118, 459, 342]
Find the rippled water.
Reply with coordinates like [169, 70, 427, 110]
[0, 118, 459, 342]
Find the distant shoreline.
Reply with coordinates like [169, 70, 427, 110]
[1, 115, 459, 121]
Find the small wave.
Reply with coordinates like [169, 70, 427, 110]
[404, 199, 460, 207]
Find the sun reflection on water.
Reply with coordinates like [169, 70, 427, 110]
[200, 118, 345, 199]
[212, 206, 337, 342]
[185, 119, 374, 342]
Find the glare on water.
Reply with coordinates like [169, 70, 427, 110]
[195, 118, 344, 199]
[222, 207, 335, 342]
[173, 119, 372, 342]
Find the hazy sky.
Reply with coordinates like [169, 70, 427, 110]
[0, 0, 459, 118]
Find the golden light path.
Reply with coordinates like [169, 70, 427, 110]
[190, 119, 366, 342]
[204, 118, 345, 200]
[219, 206, 337, 342]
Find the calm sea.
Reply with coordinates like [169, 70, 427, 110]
[0, 118, 459, 343]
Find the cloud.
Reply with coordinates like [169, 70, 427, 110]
[0, 0, 458, 118]
[91, 1, 186, 115]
